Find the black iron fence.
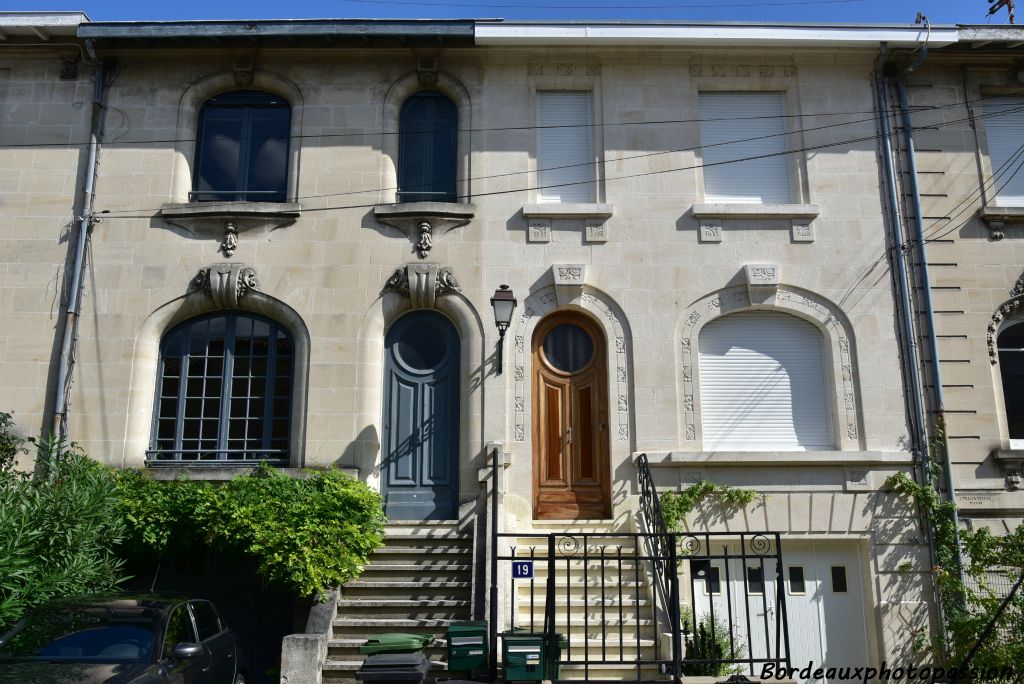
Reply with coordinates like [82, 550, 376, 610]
[486, 451, 792, 681]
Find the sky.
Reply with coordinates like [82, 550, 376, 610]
[6, 0, 1015, 25]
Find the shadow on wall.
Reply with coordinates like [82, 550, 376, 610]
[123, 545, 305, 684]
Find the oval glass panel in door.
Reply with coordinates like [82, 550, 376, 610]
[532, 313, 610, 520]
[542, 323, 594, 373]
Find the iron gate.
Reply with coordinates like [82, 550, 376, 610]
[487, 451, 792, 681]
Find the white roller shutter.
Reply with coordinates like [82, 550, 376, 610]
[537, 91, 595, 203]
[699, 312, 832, 451]
[699, 92, 791, 204]
[982, 97, 1024, 206]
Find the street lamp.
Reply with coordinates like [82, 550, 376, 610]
[490, 284, 517, 374]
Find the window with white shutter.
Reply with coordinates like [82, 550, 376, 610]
[537, 91, 595, 203]
[699, 92, 791, 204]
[982, 97, 1024, 206]
[699, 311, 832, 451]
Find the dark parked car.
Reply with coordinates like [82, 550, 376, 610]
[0, 595, 246, 683]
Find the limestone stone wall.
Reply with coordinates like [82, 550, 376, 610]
[0, 50, 93, 462]
[896, 54, 1024, 525]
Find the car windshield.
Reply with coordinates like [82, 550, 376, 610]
[0, 603, 159, 664]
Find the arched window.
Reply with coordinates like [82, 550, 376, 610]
[398, 91, 457, 203]
[699, 311, 832, 451]
[192, 91, 290, 202]
[998, 321, 1024, 447]
[150, 313, 293, 463]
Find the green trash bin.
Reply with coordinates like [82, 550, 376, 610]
[446, 620, 488, 672]
[359, 633, 433, 655]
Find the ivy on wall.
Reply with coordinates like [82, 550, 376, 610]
[886, 439, 1024, 671]
[660, 480, 759, 531]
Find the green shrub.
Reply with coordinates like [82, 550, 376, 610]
[115, 465, 387, 597]
[0, 437, 127, 631]
[0, 411, 27, 475]
[681, 612, 743, 676]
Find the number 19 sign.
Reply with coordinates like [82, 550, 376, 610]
[511, 561, 534, 579]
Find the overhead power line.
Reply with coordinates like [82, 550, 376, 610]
[96, 102, 1024, 219]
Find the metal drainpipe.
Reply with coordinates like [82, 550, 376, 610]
[876, 43, 949, 636]
[892, 34, 966, 582]
[52, 57, 106, 438]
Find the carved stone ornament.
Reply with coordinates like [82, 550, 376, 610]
[189, 263, 261, 308]
[374, 203, 475, 259]
[744, 263, 780, 303]
[987, 295, 1024, 363]
[220, 221, 239, 257]
[232, 54, 254, 87]
[552, 264, 586, 305]
[416, 56, 439, 87]
[382, 264, 461, 309]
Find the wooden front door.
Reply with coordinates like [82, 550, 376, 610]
[532, 313, 610, 519]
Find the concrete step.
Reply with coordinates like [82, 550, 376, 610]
[342, 581, 471, 601]
[359, 563, 471, 581]
[336, 598, 470, 619]
[555, 662, 667, 680]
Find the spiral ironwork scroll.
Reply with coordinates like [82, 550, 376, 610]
[679, 534, 702, 557]
[558, 535, 581, 557]
[749, 534, 772, 556]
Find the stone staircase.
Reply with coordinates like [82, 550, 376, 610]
[323, 521, 473, 683]
[509, 521, 668, 681]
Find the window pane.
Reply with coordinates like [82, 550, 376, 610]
[830, 566, 848, 593]
[151, 313, 293, 463]
[788, 566, 806, 594]
[398, 91, 457, 202]
[162, 606, 197, 659]
[190, 603, 222, 642]
[747, 566, 765, 594]
[699, 92, 791, 204]
[194, 92, 290, 202]
[246, 109, 290, 201]
[542, 323, 594, 373]
[537, 91, 594, 203]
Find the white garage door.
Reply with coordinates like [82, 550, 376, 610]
[690, 542, 870, 683]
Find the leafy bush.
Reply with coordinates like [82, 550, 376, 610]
[0, 436, 127, 632]
[0, 411, 27, 475]
[116, 465, 387, 597]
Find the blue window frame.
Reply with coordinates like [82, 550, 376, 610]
[398, 91, 457, 203]
[192, 91, 290, 202]
[149, 312, 293, 464]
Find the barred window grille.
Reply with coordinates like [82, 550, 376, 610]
[149, 312, 293, 463]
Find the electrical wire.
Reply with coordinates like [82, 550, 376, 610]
[95, 101, 1024, 219]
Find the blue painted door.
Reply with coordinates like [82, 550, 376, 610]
[382, 311, 460, 520]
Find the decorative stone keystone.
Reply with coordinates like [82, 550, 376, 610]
[189, 263, 260, 308]
[744, 263, 780, 303]
[552, 264, 586, 305]
[382, 264, 461, 309]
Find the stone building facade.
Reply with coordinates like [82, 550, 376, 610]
[6, 13, 1021, 677]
